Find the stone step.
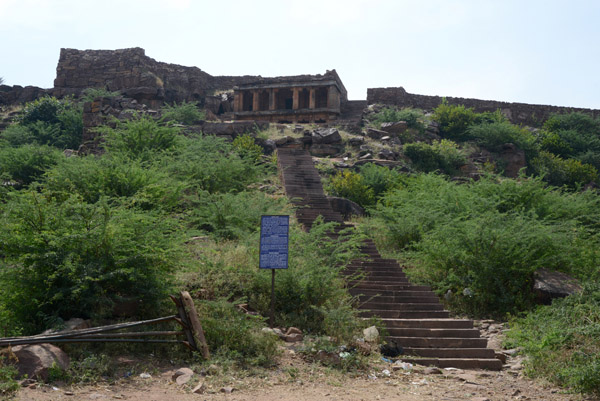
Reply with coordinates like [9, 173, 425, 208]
[349, 288, 435, 298]
[386, 328, 481, 338]
[380, 319, 473, 329]
[359, 310, 450, 319]
[348, 282, 432, 292]
[387, 336, 488, 348]
[401, 347, 494, 359]
[357, 295, 440, 304]
[399, 357, 502, 371]
[359, 301, 444, 311]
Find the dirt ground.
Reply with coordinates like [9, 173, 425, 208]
[15, 346, 590, 401]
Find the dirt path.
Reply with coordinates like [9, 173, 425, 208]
[15, 349, 585, 401]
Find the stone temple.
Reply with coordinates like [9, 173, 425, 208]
[232, 70, 347, 124]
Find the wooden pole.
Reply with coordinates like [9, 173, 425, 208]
[180, 291, 210, 359]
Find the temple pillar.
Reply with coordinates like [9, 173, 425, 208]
[309, 88, 316, 109]
[233, 90, 241, 112]
[327, 86, 340, 110]
[292, 87, 299, 110]
[269, 89, 277, 110]
[252, 90, 259, 111]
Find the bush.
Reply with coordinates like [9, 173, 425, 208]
[0, 191, 181, 333]
[467, 121, 538, 159]
[531, 151, 598, 188]
[505, 284, 600, 396]
[165, 135, 263, 193]
[370, 173, 600, 316]
[0, 144, 63, 186]
[0, 124, 36, 147]
[432, 99, 476, 140]
[232, 134, 263, 163]
[544, 112, 600, 137]
[327, 170, 375, 207]
[404, 139, 465, 175]
[101, 114, 179, 159]
[199, 299, 279, 367]
[81, 88, 120, 103]
[17, 96, 83, 149]
[371, 107, 425, 131]
[160, 101, 205, 125]
[358, 163, 402, 199]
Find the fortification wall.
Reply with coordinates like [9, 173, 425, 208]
[367, 87, 600, 126]
[53, 48, 260, 105]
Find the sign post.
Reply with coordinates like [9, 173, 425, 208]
[259, 215, 289, 327]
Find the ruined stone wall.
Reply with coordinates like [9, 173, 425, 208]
[0, 85, 49, 106]
[53, 48, 260, 106]
[367, 87, 600, 126]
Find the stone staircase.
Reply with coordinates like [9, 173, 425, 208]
[277, 146, 502, 370]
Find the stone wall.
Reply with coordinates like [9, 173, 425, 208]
[0, 85, 49, 106]
[54, 48, 260, 106]
[367, 87, 600, 126]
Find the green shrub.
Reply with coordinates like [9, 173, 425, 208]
[81, 88, 121, 103]
[327, 170, 375, 207]
[371, 107, 425, 131]
[0, 191, 181, 333]
[199, 299, 279, 367]
[0, 359, 19, 397]
[161, 101, 205, 125]
[544, 112, 600, 137]
[191, 191, 288, 240]
[404, 140, 465, 175]
[505, 284, 600, 396]
[0, 144, 63, 186]
[165, 135, 263, 193]
[43, 154, 183, 211]
[0, 124, 36, 147]
[370, 173, 600, 316]
[249, 221, 363, 334]
[432, 99, 476, 140]
[531, 151, 598, 188]
[467, 121, 538, 159]
[101, 114, 179, 159]
[18, 96, 83, 149]
[232, 134, 263, 163]
[358, 163, 402, 199]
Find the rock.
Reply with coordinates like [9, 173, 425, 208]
[42, 318, 91, 335]
[312, 128, 342, 144]
[192, 381, 205, 394]
[254, 138, 276, 155]
[327, 196, 365, 219]
[392, 362, 413, 371]
[283, 333, 303, 342]
[366, 128, 387, 139]
[63, 149, 78, 158]
[359, 153, 372, 160]
[315, 350, 340, 366]
[380, 121, 408, 135]
[500, 143, 526, 178]
[348, 136, 365, 146]
[533, 268, 582, 304]
[380, 341, 403, 357]
[139, 372, 152, 379]
[363, 326, 379, 342]
[275, 136, 294, 146]
[377, 148, 397, 160]
[502, 348, 521, 356]
[380, 136, 391, 141]
[424, 367, 443, 374]
[495, 352, 507, 364]
[286, 327, 302, 335]
[310, 143, 344, 157]
[12, 344, 70, 381]
[172, 367, 194, 385]
[220, 386, 234, 394]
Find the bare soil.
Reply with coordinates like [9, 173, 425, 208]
[15, 346, 588, 401]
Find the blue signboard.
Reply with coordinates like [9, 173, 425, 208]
[259, 215, 289, 269]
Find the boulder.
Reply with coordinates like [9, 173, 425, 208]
[366, 128, 387, 140]
[500, 143, 526, 178]
[533, 268, 582, 304]
[363, 326, 379, 342]
[348, 136, 365, 146]
[327, 196, 365, 219]
[310, 144, 344, 157]
[380, 121, 408, 135]
[312, 128, 342, 145]
[377, 148, 398, 161]
[12, 344, 70, 381]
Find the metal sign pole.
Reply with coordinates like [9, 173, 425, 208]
[270, 269, 276, 328]
[259, 215, 289, 329]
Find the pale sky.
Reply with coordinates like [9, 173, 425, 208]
[1, 0, 599, 108]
